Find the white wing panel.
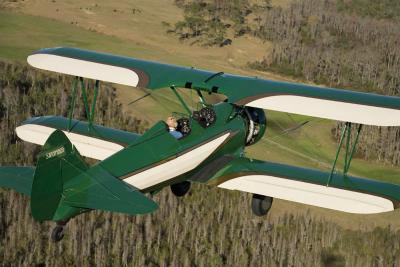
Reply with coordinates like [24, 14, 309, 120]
[247, 95, 400, 126]
[16, 124, 124, 160]
[27, 54, 139, 87]
[218, 175, 394, 214]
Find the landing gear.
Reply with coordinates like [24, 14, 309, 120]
[51, 221, 68, 242]
[51, 226, 64, 242]
[251, 194, 273, 216]
[170, 181, 191, 197]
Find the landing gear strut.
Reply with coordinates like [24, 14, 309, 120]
[251, 194, 273, 216]
[51, 221, 68, 242]
[170, 181, 191, 197]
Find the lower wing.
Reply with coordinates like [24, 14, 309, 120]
[16, 116, 141, 161]
[210, 157, 400, 214]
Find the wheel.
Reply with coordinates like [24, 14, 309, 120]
[170, 181, 191, 197]
[251, 194, 273, 216]
[51, 226, 65, 242]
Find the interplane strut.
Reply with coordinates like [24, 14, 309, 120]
[327, 122, 363, 186]
[68, 77, 100, 130]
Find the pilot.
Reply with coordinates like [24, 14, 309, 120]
[166, 116, 183, 139]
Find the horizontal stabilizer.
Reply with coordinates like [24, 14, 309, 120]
[0, 167, 35, 196]
[214, 158, 400, 214]
[27, 47, 400, 126]
[31, 129, 157, 221]
[63, 166, 158, 215]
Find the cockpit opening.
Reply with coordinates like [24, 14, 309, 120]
[166, 106, 217, 139]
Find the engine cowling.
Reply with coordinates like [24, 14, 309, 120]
[242, 107, 266, 146]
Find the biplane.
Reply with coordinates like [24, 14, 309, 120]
[1, 47, 400, 242]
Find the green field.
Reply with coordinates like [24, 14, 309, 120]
[0, 11, 162, 61]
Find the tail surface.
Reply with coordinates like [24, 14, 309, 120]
[31, 130, 158, 222]
[31, 129, 88, 220]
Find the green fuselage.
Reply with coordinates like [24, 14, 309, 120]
[53, 102, 250, 221]
[101, 102, 248, 193]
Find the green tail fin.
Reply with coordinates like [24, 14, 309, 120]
[31, 130, 88, 221]
[31, 130, 158, 222]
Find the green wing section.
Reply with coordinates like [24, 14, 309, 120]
[28, 47, 400, 126]
[210, 157, 400, 214]
[0, 167, 35, 196]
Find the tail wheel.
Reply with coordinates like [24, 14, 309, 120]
[251, 194, 273, 216]
[170, 181, 191, 197]
[51, 225, 65, 242]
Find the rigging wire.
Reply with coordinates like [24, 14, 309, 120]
[267, 120, 310, 140]
[284, 114, 329, 165]
[263, 116, 333, 168]
[127, 93, 151, 105]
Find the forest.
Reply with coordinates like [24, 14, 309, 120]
[0, 58, 400, 267]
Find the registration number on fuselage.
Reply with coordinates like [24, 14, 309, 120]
[45, 147, 65, 159]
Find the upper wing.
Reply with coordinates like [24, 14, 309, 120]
[209, 157, 400, 214]
[0, 167, 35, 196]
[27, 47, 400, 126]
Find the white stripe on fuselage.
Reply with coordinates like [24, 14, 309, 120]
[247, 95, 400, 126]
[218, 175, 394, 214]
[27, 54, 139, 87]
[16, 124, 124, 160]
[124, 133, 230, 190]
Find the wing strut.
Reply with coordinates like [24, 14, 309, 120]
[196, 90, 206, 107]
[67, 77, 78, 130]
[68, 77, 100, 130]
[327, 122, 363, 186]
[170, 86, 192, 115]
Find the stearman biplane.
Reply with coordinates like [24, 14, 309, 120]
[1, 47, 400, 242]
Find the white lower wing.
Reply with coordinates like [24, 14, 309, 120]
[218, 175, 394, 214]
[16, 124, 124, 160]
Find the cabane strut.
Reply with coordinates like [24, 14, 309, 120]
[170, 86, 192, 115]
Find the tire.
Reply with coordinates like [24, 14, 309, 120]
[251, 194, 273, 216]
[170, 181, 191, 197]
[51, 226, 64, 242]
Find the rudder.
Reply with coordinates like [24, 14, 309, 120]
[31, 130, 88, 221]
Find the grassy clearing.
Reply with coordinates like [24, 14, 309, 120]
[0, 11, 160, 61]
